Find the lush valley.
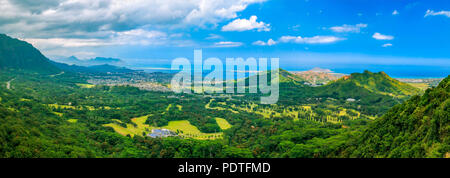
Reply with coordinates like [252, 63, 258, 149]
[0, 34, 448, 158]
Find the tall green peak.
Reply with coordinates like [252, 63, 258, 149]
[0, 34, 60, 74]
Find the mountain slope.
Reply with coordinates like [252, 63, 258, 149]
[323, 70, 421, 98]
[242, 69, 419, 114]
[0, 34, 60, 73]
[344, 75, 449, 158]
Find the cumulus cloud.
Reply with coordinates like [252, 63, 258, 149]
[330, 23, 367, 33]
[213, 41, 243, 47]
[221, 15, 270, 32]
[22, 28, 196, 58]
[372, 32, 394, 40]
[425, 10, 450, 18]
[382, 43, 393, 47]
[279, 35, 345, 44]
[0, 0, 267, 37]
[24, 29, 169, 48]
[253, 35, 345, 46]
[392, 10, 399, 15]
[252, 39, 276, 46]
[0, 0, 266, 56]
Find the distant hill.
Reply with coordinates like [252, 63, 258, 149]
[51, 61, 135, 74]
[0, 34, 61, 73]
[52, 56, 123, 66]
[246, 69, 420, 115]
[321, 70, 421, 99]
[343, 75, 449, 158]
[293, 68, 345, 86]
[279, 69, 306, 84]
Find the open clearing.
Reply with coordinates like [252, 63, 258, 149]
[406, 83, 429, 91]
[67, 119, 78, 123]
[46, 104, 117, 111]
[215, 118, 232, 130]
[76, 83, 96, 88]
[104, 115, 223, 140]
[205, 99, 239, 114]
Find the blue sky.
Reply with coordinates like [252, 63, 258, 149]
[0, 0, 449, 77]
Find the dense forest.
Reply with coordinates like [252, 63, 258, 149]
[340, 76, 449, 158]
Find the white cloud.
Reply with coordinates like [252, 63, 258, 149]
[330, 23, 367, 33]
[392, 10, 399, 15]
[213, 41, 243, 47]
[372, 32, 394, 40]
[425, 10, 450, 18]
[0, 0, 267, 38]
[279, 35, 345, 44]
[221, 15, 270, 32]
[382, 43, 393, 47]
[24, 38, 111, 48]
[252, 39, 276, 46]
[289, 24, 301, 31]
[205, 34, 223, 40]
[0, 0, 267, 56]
[24, 29, 169, 48]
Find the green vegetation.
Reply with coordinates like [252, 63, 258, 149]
[0, 34, 60, 73]
[0, 34, 447, 158]
[406, 82, 430, 91]
[67, 119, 78, 123]
[104, 115, 223, 140]
[76, 83, 96, 88]
[340, 76, 449, 158]
[326, 70, 421, 98]
[215, 118, 232, 130]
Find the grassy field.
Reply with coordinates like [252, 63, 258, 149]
[230, 102, 366, 124]
[215, 118, 232, 130]
[76, 83, 96, 88]
[52, 111, 63, 117]
[104, 115, 223, 140]
[176, 105, 183, 111]
[103, 115, 154, 137]
[47, 104, 116, 111]
[165, 104, 172, 111]
[47, 104, 95, 110]
[67, 119, 78, 123]
[205, 99, 239, 114]
[406, 83, 430, 91]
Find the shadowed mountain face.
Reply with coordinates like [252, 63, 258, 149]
[343, 75, 450, 158]
[0, 34, 60, 74]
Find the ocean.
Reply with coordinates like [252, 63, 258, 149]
[126, 63, 449, 79]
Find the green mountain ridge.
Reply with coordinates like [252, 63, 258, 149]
[0, 34, 60, 74]
[51, 61, 136, 74]
[328, 70, 421, 98]
[342, 75, 450, 158]
[309, 70, 420, 112]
